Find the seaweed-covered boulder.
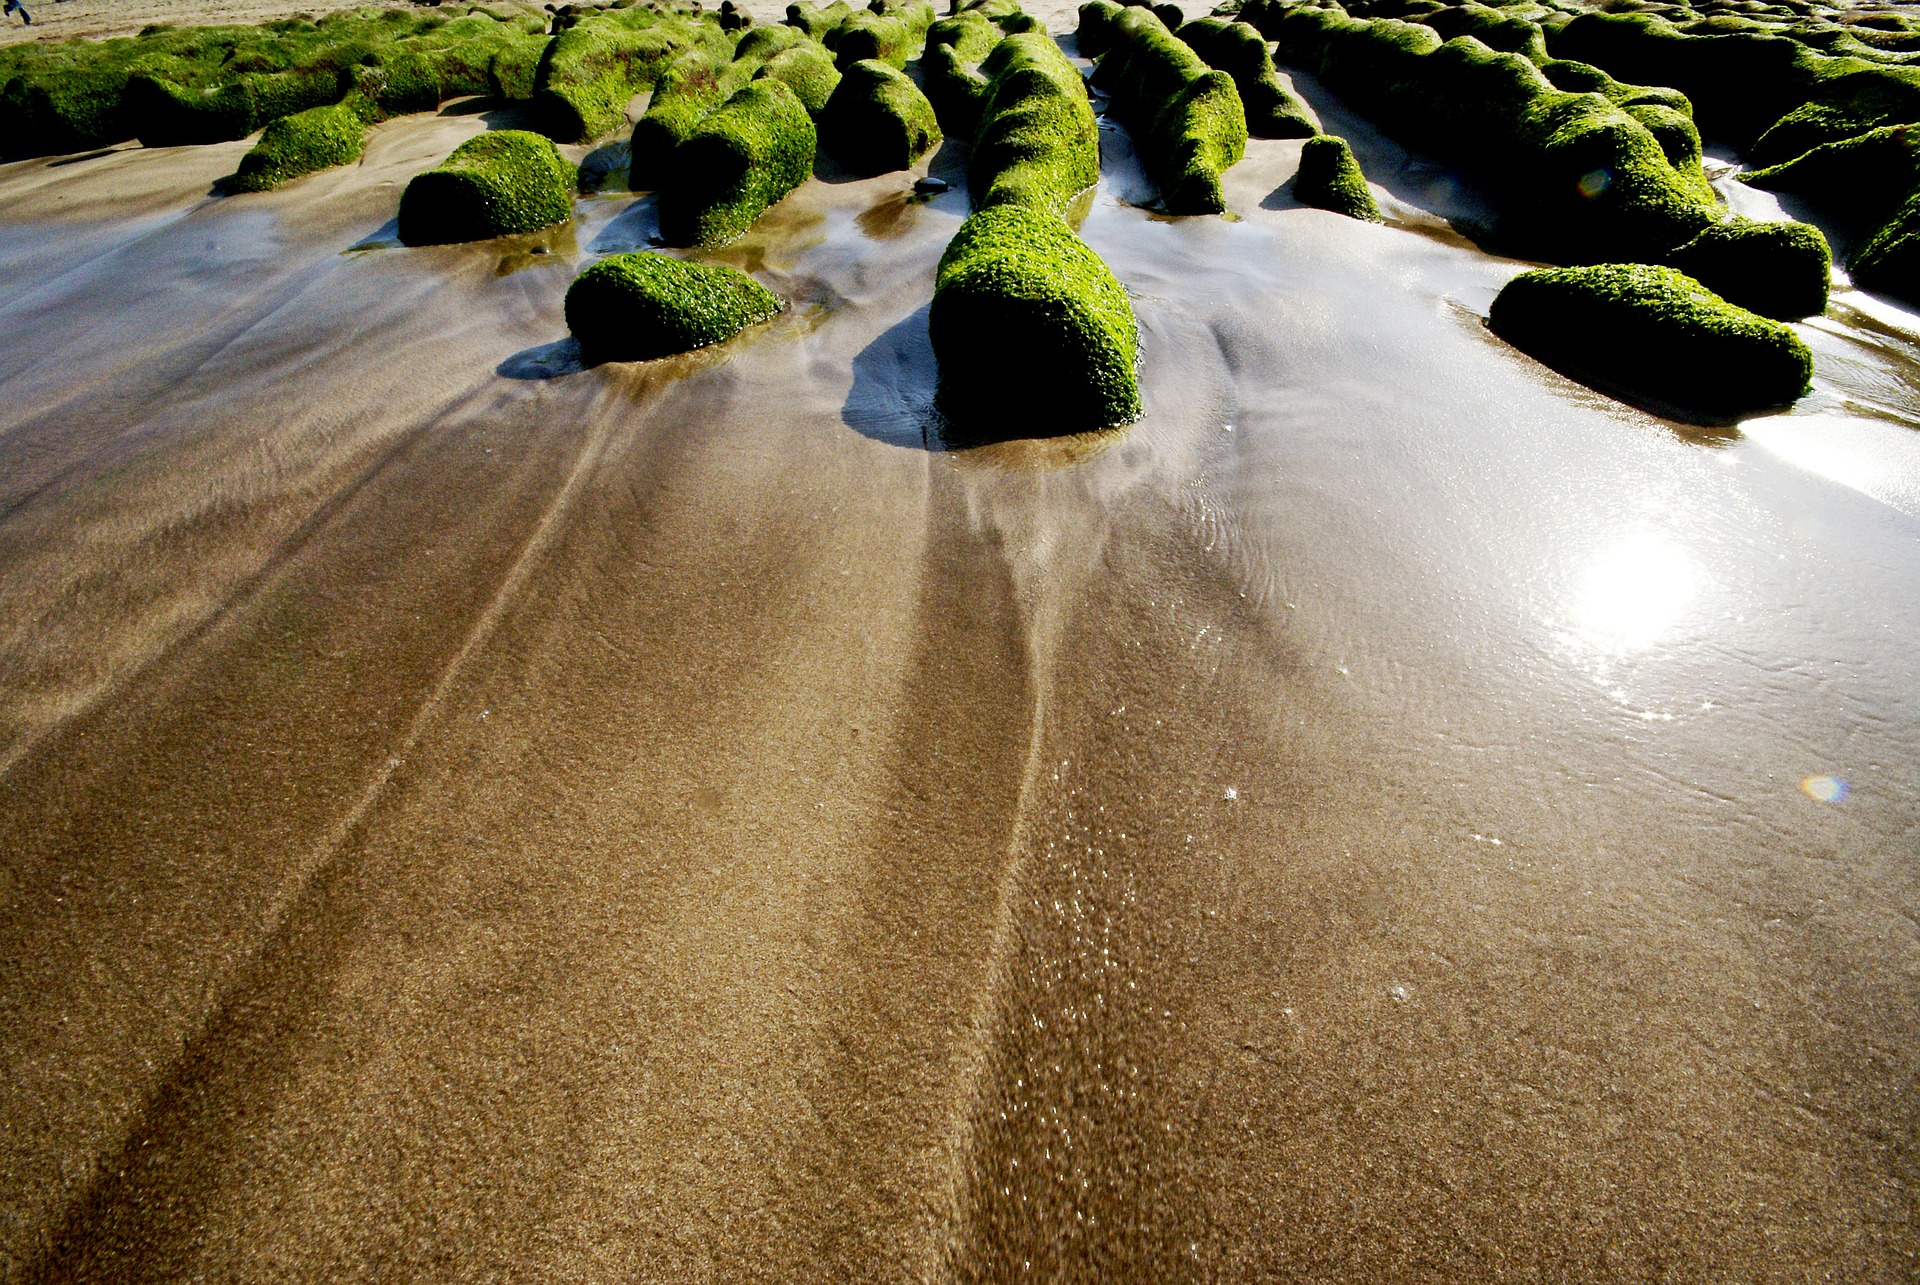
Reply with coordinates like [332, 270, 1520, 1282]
[1488, 262, 1813, 417]
[1849, 189, 1920, 305]
[753, 41, 843, 114]
[1178, 16, 1319, 137]
[969, 31, 1102, 212]
[820, 58, 941, 174]
[786, 0, 855, 42]
[832, 9, 927, 68]
[565, 251, 784, 360]
[1738, 123, 1920, 227]
[1663, 217, 1829, 319]
[657, 79, 816, 247]
[630, 49, 737, 188]
[1089, 6, 1247, 214]
[1294, 134, 1383, 220]
[397, 129, 577, 245]
[930, 203, 1141, 433]
[534, 10, 725, 142]
[227, 98, 368, 191]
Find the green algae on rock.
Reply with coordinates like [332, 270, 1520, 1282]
[657, 79, 816, 248]
[1664, 217, 1830, 320]
[969, 32, 1103, 212]
[1849, 188, 1920, 304]
[1294, 134, 1383, 220]
[1087, 4, 1247, 215]
[534, 9, 729, 144]
[754, 41, 844, 115]
[397, 129, 577, 246]
[1488, 262, 1813, 418]
[565, 251, 785, 361]
[930, 203, 1142, 434]
[227, 99, 367, 191]
[1177, 16, 1318, 137]
[820, 58, 942, 175]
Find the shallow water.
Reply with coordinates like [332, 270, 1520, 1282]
[0, 45, 1915, 1283]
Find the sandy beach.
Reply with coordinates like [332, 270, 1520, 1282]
[0, 4, 1917, 1279]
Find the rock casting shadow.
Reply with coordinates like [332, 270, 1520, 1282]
[577, 139, 631, 194]
[588, 195, 660, 253]
[347, 217, 404, 252]
[843, 305, 943, 450]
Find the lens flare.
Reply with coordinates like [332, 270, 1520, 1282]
[1802, 775, 1848, 803]
[1577, 168, 1612, 198]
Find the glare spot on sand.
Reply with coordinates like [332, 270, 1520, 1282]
[1568, 530, 1700, 655]
[1223, 786, 1238, 801]
[1802, 775, 1849, 803]
[1388, 984, 1411, 1003]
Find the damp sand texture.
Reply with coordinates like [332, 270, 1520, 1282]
[1, 6, 1920, 1283]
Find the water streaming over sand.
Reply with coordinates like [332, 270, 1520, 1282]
[0, 32, 1916, 1283]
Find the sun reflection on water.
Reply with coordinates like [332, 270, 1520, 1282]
[1567, 529, 1701, 656]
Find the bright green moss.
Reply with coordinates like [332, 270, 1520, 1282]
[1663, 217, 1829, 318]
[1849, 189, 1920, 306]
[969, 32, 1102, 212]
[631, 49, 739, 187]
[786, 0, 854, 41]
[924, 44, 994, 137]
[397, 128, 577, 245]
[754, 41, 843, 114]
[1747, 68, 1920, 164]
[533, 10, 721, 142]
[821, 58, 941, 174]
[565, 251, 784, 360]
[930, 203, 1142, 433]
[833, 12, 917, 69]
[489, 33, 552, 100]
[344, 50, 444, 116]
[734, 22, 804, 62]
[1488, 262, 1812, 417]
[1416, 2, 1548, 56]
[226, 98, 365, 190]
[1739, 123, 1920, 227]
[1092, 7, 1247, 214]
[928, 10, 1002, 63]
[1077, 0, 1126, 56]
[1177, 16, 1318, 137]
[657, 79, 816, 247]
[1295, 133, 1383, 218]
[1270, 5, 1808, 269]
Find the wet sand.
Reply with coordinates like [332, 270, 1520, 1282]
[1, 31, 1918, 1284]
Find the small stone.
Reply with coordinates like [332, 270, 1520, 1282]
[913, 176, 950, 196]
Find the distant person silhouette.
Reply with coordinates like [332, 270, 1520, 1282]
[3, 0, 30, 24]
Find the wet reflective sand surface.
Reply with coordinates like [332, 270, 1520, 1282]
[0, 58, 1916, 1284]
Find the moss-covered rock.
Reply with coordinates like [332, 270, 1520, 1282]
[533, 10, 724, 143]
[930, 203, 1142, 433]
[227, 98, 366, 190]
[820, 58, 941, 174]
[1849, 189, 1920, 305]
[657, 79, 816, 247]
[832, 10, 924, 69]
[565, 250, 784, 360]
[1178, 16, 1318, 137]
[397, 128, 577, 244]
[1268, 2, 1837, 285]
[1090, 6, 1247, 214]
[489, 32, 552, 100]
[754, 40, 843, 114]
[969, 31, 1102, 213]
[1663, 217, 1829, 318]
[630, 48, 739, 187]
[1488, 262, 1813, 416]
[1738, 122, 1920, 228]
[1294, 133, 1383, 219]
[785, 0, 855, 42]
